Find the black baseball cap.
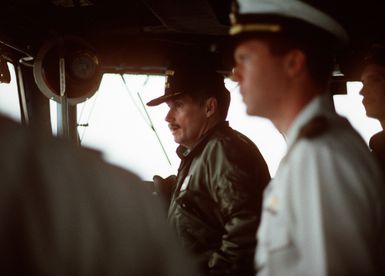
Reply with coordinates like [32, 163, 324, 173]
[146, 59, 230, 107]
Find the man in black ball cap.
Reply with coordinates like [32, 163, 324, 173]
[147, 56, 270, 276]
[229, 0, 385, 275]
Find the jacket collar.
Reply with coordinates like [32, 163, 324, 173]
[176, 121, 229, 160]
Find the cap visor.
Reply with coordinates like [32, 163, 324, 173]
[146, 92, 182, 106]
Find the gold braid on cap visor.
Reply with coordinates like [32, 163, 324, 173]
[229, 23, 281, 35]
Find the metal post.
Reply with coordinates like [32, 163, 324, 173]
[57, 54, 70, 138]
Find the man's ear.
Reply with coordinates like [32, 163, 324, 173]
[205, 97, 217, 118]
[284, 49, 305, 78]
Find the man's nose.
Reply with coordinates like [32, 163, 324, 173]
[165, 109, 173, 122]
[359, 84, 367, 96]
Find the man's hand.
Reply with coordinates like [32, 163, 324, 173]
[153, 175, 177, 205]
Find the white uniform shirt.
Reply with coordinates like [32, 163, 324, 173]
[255, 95, 385, 276]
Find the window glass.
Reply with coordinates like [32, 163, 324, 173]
[225, 79, 286, 176]
[78, 74, 178, 180]
[76, 74, 286, 180]
[0, 63, 21, 122]
[72, 74, 377, 181]
[49, 100, 58, 136]
[333, 82, 381, 144]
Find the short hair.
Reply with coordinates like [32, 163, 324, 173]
[187, 83, 231, 120]
[235, 23, 335, 90]
[271, 33, 334, 89]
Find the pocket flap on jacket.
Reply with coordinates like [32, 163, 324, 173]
[268, 226, 291, 252]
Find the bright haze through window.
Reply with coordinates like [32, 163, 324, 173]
[49, 74, 380, 181]
[0, 63, 21, 122]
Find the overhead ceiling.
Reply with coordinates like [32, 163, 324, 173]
[0, 0, 231, 70]
[0, 0, 384, 78]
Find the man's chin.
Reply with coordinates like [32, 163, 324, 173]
[366, 111, 383, 120]
[242, 99, 252, 114]
[242, 98, 257, 115]
[246, 106, 258, 116]
[246, 108, 253, 115]
[173, 136, 181, 144]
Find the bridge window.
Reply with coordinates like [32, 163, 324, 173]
[77, 74, 177, 181]
[64, 74, 379, 181]
[333, 82, 381, 144]
[0, 63, 21, 122]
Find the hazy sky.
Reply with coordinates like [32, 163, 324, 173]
[0, 64, 381, 180]
[73, 75, 381, 180]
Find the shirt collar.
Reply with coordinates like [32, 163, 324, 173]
[286, 94, 334, 148]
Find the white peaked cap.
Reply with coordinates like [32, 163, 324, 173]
[231, 0, 349, 46]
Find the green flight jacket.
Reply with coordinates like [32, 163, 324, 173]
[168, 121, 270, 276]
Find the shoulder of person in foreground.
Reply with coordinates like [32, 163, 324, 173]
[280, 116, 385, 274]
[300, 114, 381, 174]
[0, 115, 201, 276]
[291, 113, 384, 197]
